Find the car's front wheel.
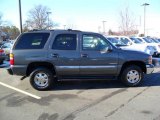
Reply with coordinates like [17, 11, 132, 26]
[30, 68, 54, 90]
[120, 65, 143, 87]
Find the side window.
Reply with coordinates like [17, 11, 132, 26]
[14, 33, 49, 49]
[52, 34, 77, 50]
[82, 35, 109, 51]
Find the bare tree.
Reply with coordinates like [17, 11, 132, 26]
[0, 13, 3, 26]
[119, 7, 137, 36]
[24, 5, 55, 30]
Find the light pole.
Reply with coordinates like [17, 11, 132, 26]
[63, 25, 66, 30]
[142, 3, 150, 36]
[102, 21, 106, 34]
[98, 26, 101, 33]
[19, 0, 22, 33]
[46, 12, 51, 30]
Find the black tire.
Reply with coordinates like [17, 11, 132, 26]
[120, 65, 143, 87]
[30, 68, 54, 90]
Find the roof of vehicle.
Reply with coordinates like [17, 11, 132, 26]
[25, 29, 98, 35]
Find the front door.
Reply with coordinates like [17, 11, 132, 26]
[80, 34, 118, 75]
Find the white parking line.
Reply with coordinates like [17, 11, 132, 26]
[0, 82, 41, 99]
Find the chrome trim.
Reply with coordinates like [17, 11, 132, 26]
[109, 63, 117, 65]
[80, 66, 116, 68]
[57, 66, 79, 69]
[57, 65, 116, 69]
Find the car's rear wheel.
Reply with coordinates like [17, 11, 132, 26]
[120, 65, 143, 87]
[30, 68, 54, 90]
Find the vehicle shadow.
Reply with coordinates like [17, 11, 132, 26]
[51, 73, 160, 91]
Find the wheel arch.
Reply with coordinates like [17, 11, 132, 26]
[26, 62, 57, 76]
[120, 61, 146, 75]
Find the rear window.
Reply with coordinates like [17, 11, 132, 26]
[14, 33, 50, 49]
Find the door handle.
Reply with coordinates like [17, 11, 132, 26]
[51, 53, 59, 58]
[81, 54, 88, 58]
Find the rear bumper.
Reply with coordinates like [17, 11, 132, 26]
[146, 64, 154, 74]
[7, 67, 13, 75]
[6, 65, 27, 76]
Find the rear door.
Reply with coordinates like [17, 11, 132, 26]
[48, 32, 80, 76]
[79, 33, 118, 75]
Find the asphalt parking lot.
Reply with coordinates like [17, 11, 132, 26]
[0, 61, 160, 120]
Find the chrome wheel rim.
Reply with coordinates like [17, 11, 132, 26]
[127, 70, 140, 84]
[34, 72, 49, 87]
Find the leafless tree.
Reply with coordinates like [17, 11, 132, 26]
[119, 7, 137, 36]
[0, 13, 3, 26]
[24, 5, 55, 30]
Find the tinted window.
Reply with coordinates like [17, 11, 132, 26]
[107, 37, 125, 46]
[15, 33, 49, 49]
[83, 35, 109, 51]
[120, 38, 132, 45]
[52, 34, 76, 50]
[130, 38, 141, 44]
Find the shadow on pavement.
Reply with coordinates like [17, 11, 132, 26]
[50, 72, 160, 91]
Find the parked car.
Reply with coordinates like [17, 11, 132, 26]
[137, 37, 160, 57]
[1, 42, 14, 60]
[130, 37, 157, 56]
[7, 30, 154, 90]
[106, 37, 126, 46]
[108, 36, 153, 55]
[0, 49, 5, 65]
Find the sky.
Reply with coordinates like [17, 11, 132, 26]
[0, 0, 160, 36]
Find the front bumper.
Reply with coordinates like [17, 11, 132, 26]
[146, 64, 154, 74]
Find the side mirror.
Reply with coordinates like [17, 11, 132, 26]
[108, 45, 113, 52]
[100, 45, 112, 53]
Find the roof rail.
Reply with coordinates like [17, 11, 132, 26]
[67, 29, 81, 32]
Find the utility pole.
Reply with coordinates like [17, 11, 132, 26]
[19, 0, 22, 33]
[102, 21, 106, 34]
[98, 26, 101, 33]
[47, 12, 51, 30]
[63, 25, 66, 30]
[142, 3, 150, 36]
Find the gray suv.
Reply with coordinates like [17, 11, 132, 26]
[7, 30, 154, 90]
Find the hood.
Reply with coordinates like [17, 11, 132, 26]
[119, 44, 146, 52]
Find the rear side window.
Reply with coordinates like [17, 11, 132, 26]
[14, 33, 50, 49]
[52, 34, 77, 50]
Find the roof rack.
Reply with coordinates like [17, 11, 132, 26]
[67, 29, 81, 32]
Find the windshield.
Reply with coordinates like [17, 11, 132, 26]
[1, 43, 12, 48]
[151, 38, 159, 43]
[143, 38, 152, 43]
[136, 38, 145, 43]
[130, 37, 142, 44]
[107, 37, 126, 46]
[119, 38, 132, 45]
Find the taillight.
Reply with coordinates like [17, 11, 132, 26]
[0, 49, 4, 53]
[10, 53, 14, 65]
